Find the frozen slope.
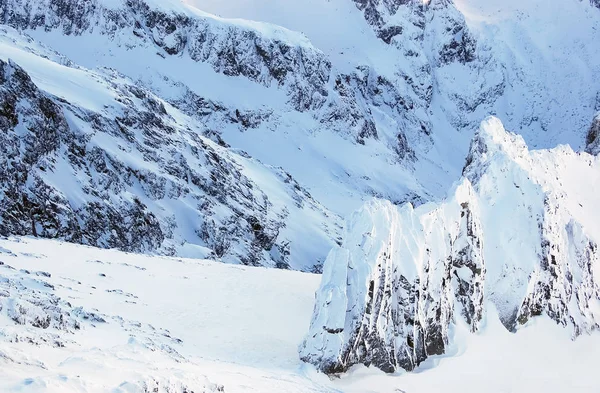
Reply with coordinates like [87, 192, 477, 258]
[0, 237, 322, 392]
[1, 236, 600, 392]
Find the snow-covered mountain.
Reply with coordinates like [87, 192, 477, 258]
[0, 0, 598, 270]
[301, 117, 600, 373]
[0, 0, 600, 390]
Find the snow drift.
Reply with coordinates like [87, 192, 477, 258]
[300, 116, 600, 373]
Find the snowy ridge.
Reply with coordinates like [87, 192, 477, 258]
[301, 117, 600, 373]
[0, 0, 331, 111]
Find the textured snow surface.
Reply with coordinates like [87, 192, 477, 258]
[302, 117, 600, 373]
[0, 237, 600, 392]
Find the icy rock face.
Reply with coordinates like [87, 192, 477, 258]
[0, 0, 494, 156]
[462, 118, 600, 333]
[352, 0, 411, 42]
[361, 0, 477, 63]
[301, 117, 600, 373]
[585, 113, 600, 155]
[319, 65, 427, 155]
[322, 0, 484, 158]
[352, 0, 489, 136]
[0, 0, 331, 112]
[0, 57, 336, 269]
[299, 180, 485, 373]
[424, 0, 476, 66]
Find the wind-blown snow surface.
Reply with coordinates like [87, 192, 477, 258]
[1, 236, 600, 393]
[301, 117, 600, 374]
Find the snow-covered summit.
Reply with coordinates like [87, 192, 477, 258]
[467, 116, 529, 159]
[301, 117, 600, 373]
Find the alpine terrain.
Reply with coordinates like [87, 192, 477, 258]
[0, 0, 599, 392]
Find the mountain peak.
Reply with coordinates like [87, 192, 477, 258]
[301, 115, 600, 374]
[463, 116, 529, 180]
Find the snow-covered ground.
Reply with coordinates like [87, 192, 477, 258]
[0, 237, 599, 392]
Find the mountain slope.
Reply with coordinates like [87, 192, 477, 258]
[0, 0, 598, 269]
[0, 30, 340, 270]
[0, 0, 599, 385]
[301, 117, 600, 373]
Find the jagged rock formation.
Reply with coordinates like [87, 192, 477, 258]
[1, 0, 411, 149]
[300, 117, 600, 373]
[356, 0, 476, 63]
[0, 0, 508, 159]
[0, 0, 331, 112]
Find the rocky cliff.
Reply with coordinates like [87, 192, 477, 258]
[0, 49, 339, 270]
[300, 117, 600, 373]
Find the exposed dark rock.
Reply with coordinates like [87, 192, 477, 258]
[585, 113, 600, 155]
[0, 58, 318, 266]
[0, 0, 331, 112]
[301, 117, 600, 374]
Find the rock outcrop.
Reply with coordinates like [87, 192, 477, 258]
[300, 117, 600, 373]
[585, 113, 600, 156]
[0, 0, 331, 112]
